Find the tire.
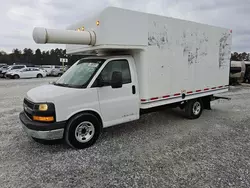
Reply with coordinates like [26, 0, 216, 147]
[14, 74, 20, 79]
[64, 113, 102, 149]
[184, 99, 203, 119]
[37, 74, 43, 78]
[58, 73, 62, 77]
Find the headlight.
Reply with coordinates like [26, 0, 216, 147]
[30, 102, 56, 122]
[38, 104, 48, 111]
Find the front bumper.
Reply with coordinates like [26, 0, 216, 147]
[5, 74, 13, 79]
[0, 72, 6, 77]
[19, 111, 66, 140]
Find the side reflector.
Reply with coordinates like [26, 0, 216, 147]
[150, 97, 158, 100]
[33, 116, 54, 122]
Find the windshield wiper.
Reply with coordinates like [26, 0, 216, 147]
[53, 83, 69, 87]
[53, 82, 83, 88]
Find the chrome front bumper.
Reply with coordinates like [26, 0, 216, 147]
[19, 111, 65, 140]
[21, 122, 64, 140]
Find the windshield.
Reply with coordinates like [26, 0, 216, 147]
[54, 58, 105, 88]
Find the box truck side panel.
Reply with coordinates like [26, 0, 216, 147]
[66, 7, 148, 54]
[138, 14, 232, 106]
[97, 7, 148, 46]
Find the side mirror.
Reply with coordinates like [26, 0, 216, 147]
[111, 71, 122, 88]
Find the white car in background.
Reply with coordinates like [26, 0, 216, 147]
[5, 67, 47, 79]
[0, 65, 26, 78]
[50, 66, 65, 76]
[41, 65, 62, 76]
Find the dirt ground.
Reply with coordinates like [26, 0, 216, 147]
[0, 77, 250, 188]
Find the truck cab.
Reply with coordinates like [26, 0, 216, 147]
[20, 55, 140, 149]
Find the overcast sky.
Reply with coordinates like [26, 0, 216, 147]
[1, 0, 250, 53]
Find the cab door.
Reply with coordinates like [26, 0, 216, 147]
[93, 59, 139, 127]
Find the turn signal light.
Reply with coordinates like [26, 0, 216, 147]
[96, 20, 100, 26]
[33, 116, 54, 122]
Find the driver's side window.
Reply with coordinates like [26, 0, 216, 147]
[93, 59, 131, 87]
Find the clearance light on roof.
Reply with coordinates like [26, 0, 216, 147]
[96, 20, 100, 26]
[76, 27, 85, 31]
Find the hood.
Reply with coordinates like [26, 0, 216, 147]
[1, 69, 10, 73]
[26, 84, 80, 103]
[8, 70, 19, 74]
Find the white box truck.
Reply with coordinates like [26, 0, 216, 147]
[19, 7, 232, 149]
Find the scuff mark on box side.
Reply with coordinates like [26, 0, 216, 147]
[219, 32, 231, 68]
[148, 21, 209, 65]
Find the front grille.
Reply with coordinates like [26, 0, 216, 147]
[24, 98, 35, 110]
[23, 98, 35, 120]
[24, 110, 33, 120]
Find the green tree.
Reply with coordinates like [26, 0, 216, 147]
[23, 48, 34, 63]
[35, 49, 42, 65]
[12, 48, 22, 63]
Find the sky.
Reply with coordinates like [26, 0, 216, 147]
[1, 0, 250, 53]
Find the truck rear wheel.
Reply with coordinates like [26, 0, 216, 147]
[185, 99, 203, 119]
[64, 113, 102, 149]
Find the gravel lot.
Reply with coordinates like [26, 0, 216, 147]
[0, 78, 250, 188]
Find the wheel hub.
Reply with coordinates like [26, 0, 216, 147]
[75, 121, 95, 143]
[193, 101, 201, 115]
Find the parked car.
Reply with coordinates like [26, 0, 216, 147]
[0, 66, 10, 77]
[0, 65, 26, 78]
[0, 65, 9, 71]
[5, 67, 47, 79]
[0, 63, 7, 68]
[50, 67, 64, 76]
[40, 65, 61, 76]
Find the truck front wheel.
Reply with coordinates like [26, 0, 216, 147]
[64, 113, 102, 149]
[185, 99, 203, 119]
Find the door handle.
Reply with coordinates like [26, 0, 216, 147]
[132, 85, 136, 94]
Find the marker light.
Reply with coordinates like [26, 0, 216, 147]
[96, 20, 100, 26]
[81, 27, 85, 31]
[38, 104, 48, 111]
[33, 116, 54, 122]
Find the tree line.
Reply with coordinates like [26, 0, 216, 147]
[231, 52, 250, 61]
[0, 48, 84, 66]
[0, 48, 249, 66]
